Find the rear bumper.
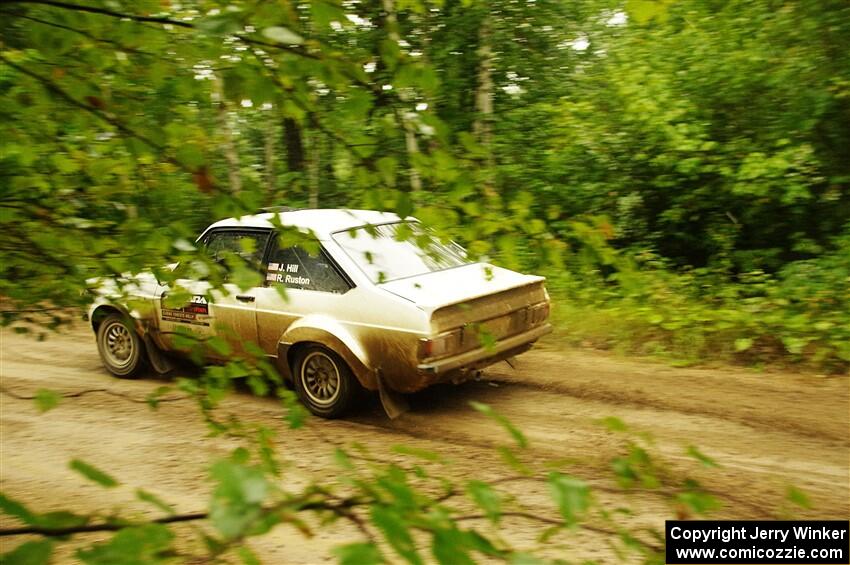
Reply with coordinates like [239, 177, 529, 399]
[417, 323, 552, 375]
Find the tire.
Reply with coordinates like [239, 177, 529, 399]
[96, 314, 145, 378]
[293, 345, 357, 418]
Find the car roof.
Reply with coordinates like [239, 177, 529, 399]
[204, 209, 405, 240]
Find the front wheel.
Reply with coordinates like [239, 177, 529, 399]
[96, 314, 145, 378]
[293, 346, 357, 418]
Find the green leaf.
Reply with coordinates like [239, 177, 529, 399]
[370, 506, 422, 565]
[332, 542, 383, 565]
[333, 447, 355, 470]
[176, 144, 204, 168]
[676, 483, 720, 515]
[497, 446, 532, 476]
[238, 546, 262, 565]
[34, 511, 88, 530]
[1, 540, 53, 565]
[209, 459, 269, 539]
[312, 1, 348, 29]
[509, 553, 546, 565]
[196, 12, 243, 36]
[0, 493, 37, 524]
[431, 529, 475, 565]
[227, 260, 263, 291]
[207, 336, 232, 356]
[598, 416, 629, 432]
[734, 338, 754, 352]
[70, 459, 119, 488]
[135, 489, 175, 515]
[786, 486, 812, 509]
[34, 389, 60, 413]
[262, 26, 304, 45]
[626, 0, 670, 24]
[686, 446, 719, 468]
[76, 524, 174, 564]
[466, 480, 501, 524]
[548, 472, 590, 525]
[391, 445, 442, 462]
[469, 402, 528, 448]
[145, 386, 172, 410]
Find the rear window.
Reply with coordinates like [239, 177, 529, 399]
[332, 222, 469, 283]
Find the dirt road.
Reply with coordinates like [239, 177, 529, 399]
[1, 325, 848, 563]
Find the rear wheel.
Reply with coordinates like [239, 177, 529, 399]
[293, 345, 356, 418]
[96, 314, 145, 378]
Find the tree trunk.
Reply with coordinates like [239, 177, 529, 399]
[212, 75, 242, 196]
[402, 113, 423, 194]
[307, 129, 320, 208]
[283, 117, 304, 172]
[265, 113, 276, 197]
[382, 0, 422, 197]
[474, 15, 497, 198]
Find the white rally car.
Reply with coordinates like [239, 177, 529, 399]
[88, 209, 551, 418]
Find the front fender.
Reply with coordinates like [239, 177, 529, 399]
[277, 316, 377, 390]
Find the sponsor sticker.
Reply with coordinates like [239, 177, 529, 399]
[161, 294, 210, 326]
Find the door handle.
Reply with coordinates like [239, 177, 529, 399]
[236, 295, 256, 303]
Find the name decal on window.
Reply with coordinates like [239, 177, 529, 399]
[267, 262, 310, 286]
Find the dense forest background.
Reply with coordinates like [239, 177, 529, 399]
[1, 0, 848, 370]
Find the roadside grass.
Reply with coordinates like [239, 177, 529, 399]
[547, 298, 743, 369]
[543, 275, 850, 375]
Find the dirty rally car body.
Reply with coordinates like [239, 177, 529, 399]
[88, 209, 551, 417]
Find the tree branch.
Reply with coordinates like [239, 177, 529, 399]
[453, 512, 663, 552]
[0, 10, 156, 56]
[0, 385, 188, 405]
[0, 0, 193, 27]
[0, 496, 363, 538]
[0, 53, 204, 182]
[0, 512, 208, 537]
[1, 0, 320, 60]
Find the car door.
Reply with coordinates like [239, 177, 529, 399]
[254, 237, 354, 356]
[156, 228, 270, 359]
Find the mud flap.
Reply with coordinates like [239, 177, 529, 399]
[377, 371, 409, 420]
[143, 334, 174, 375]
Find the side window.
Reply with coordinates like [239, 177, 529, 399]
[266, 243, 351, 294]
[203, 230, 269, 272]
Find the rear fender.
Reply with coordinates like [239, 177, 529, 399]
[277, 316, 376, 390]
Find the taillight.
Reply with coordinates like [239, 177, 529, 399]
[418, 330, 460, 360]
[529, 302, 550, 325]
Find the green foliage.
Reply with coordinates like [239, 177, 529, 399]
[686, 446, 718, 469]
[469, 401, 528, 448]
[547, 473, 590, 526]
[135, 489, 175, 516]
[76, 524, 175, 565]
[0, 0, 846, 374]
[466, 480, 502, 524]
[32, 389, 59, 413]
[0, 0, 843, 561]
[786, 486, 812, 510]
[0, 398, 791, 564]
[69, 459, 119, 488]
[0, 540, 53, 565]
[332, 543, 383, 565]
[546, 219, 850, 371]
[209, 458, 270, 540]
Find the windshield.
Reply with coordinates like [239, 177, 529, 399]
[332, 222, 470, 283]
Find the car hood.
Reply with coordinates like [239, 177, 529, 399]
[378, 263, 544, 312]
